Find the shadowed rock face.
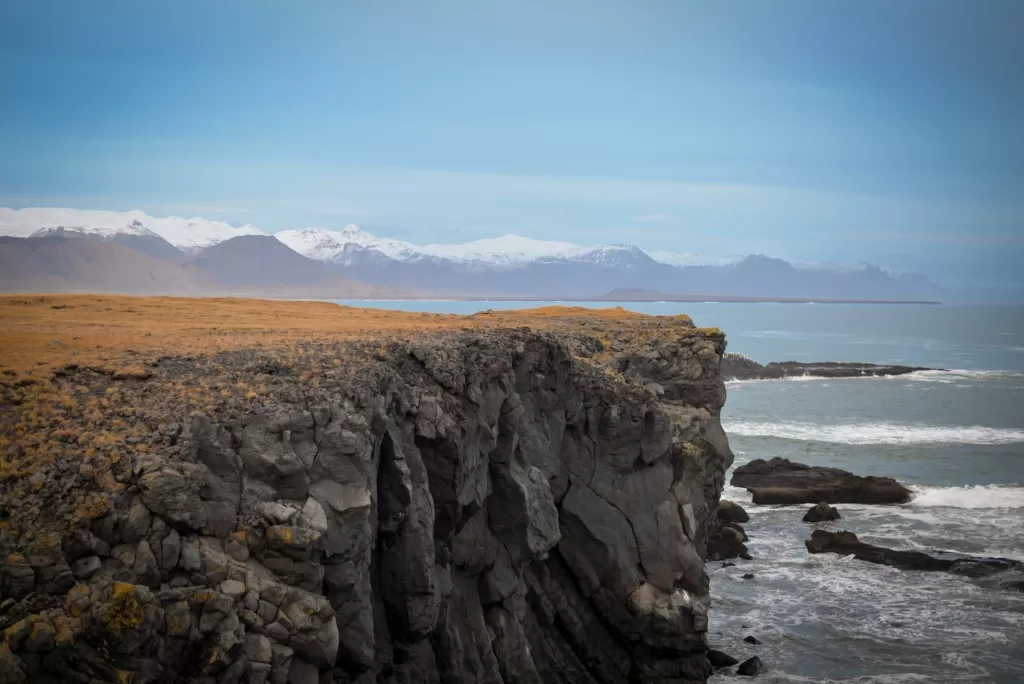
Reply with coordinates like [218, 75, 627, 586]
[0, 324, 732, 683]
[805, 531, 1024, 591]
[731, 457, 912, 505]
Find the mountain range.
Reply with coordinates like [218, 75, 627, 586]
[0, 207, 948, 302]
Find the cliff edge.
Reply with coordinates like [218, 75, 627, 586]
[0, 296, 733, 684]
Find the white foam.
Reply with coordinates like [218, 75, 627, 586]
[903, 369, 1024, 382]
[725, 421, 1024, 445]
[909, 485, 1024, 509]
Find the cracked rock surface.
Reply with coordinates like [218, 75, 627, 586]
[1, 310, 732, 683]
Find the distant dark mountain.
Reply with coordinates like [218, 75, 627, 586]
[0, 234, 194, 294]
[187, 235, 353, 289]
[28, 222, 185, 261]
[1, 212, 954, 302]
[0, 234, 412, 298]
[273, 226, 948, 302]
[314, 247, 946, 302]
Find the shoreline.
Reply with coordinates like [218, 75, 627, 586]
[350, 295, 945, 305]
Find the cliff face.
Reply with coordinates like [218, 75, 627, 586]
[0, 299, 731, 684]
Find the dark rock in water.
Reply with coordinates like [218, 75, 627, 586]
[803, 502, 841, 522]
[721, 521, 749, 541]
[722, 354, 938, 381]
[717, 500, 750, 523]
[742, 573, 755, 580]
[708, 649, 740, 668]
[743, 635, 762, 645]
[721, 561, 736, 568]
[806, 530, 1024, 590]
[732, 457, 912, 505]
[708, 524, 751, 561]
[737, 655, 765, 676]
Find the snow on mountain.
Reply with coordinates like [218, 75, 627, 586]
[419, 234, 583, 266]
[277, 226, 673, 269]
[0, 208, 263, 252]
[276, 225, 423, 264]
[648, 250, 735, 267]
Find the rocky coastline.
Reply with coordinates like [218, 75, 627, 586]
[0, 296, 736, 684]
[721, 353, 939, 381]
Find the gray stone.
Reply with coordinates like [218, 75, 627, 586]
[134, 539, 161, 588]
[179, 535, 202, 572]
[286, 657, 319, 684]
[270, 644, 294, 684]
[488, 461, 560, 563]
[71, 555, 102, 580]
[245, 634, 273, 664]
[220, 578, 247, 600]
[290, 616, 339, 670]
[118, 497, 152, 543]
[200, 538, 229, 583]
[247, 662, 272, 684]
[1, 556, 35, 599]
[265, 526, 321, 561]
[161, 529, 182, 570]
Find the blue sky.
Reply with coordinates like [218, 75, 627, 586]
[1, 0, 1022, 287]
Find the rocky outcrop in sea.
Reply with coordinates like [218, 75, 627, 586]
[806, 530, 1024, 591]
[731, 457, 912, 505]
[721, 353, 937, 381]
[0, 313, 734, 683]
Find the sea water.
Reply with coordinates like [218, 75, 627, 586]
[335, 300, 1024, 683]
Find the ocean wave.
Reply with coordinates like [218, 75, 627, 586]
[725, 421, 1024, 445]
[909, 485, 1024, 509]
[726, 369, 1023, 387]
[903, 369, 1024, 382]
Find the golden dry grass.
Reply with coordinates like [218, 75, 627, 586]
[0, 294, 700, 377]
[0, 293, 717, 541]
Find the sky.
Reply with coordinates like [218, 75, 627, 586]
[1, 0, 1022, 288]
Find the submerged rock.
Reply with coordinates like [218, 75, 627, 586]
[802, 502, 841, 522]
[732, 457, 912, 505]
[806, 530, 1024, 590]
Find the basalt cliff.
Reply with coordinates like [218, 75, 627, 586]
[0, 296, 734, 684]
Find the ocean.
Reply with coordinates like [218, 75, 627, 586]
[337, 300, 1024, 683]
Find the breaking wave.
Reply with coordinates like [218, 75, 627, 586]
[725, 420, 1024, 445]
[909, 485, 1024, 509]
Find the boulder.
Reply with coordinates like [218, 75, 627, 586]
[707, 649, 739, 669]
[716, 500, 750, 524]
[802, 502, 841, 522]
[732, 457, 912, 504]
[707, 524, 750, 561]
[737, 655, 764, 676]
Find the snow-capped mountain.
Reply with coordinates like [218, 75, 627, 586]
[276, 225, 685, 270]
[0, 208, 263, 252]
[0, 207, 946, 301]
[648, 250, 736, 267]
[28, 219, 159, 240]
[269, 224, 943, 300]
[276, 226, 425, 264]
